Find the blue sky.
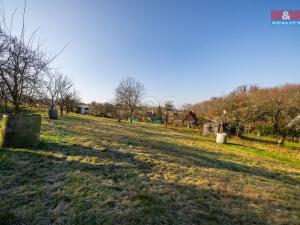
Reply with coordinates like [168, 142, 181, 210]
[3, 0, 300, 106]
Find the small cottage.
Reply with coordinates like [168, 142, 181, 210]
[76, 104, 89, 114]
[202, 122, 220, 136]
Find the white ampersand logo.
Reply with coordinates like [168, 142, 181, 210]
[282, 11, 291, 20]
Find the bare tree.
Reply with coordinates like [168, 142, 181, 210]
[39, 70, 60, 112]
[0, 32, 47, 114]
[0, 1, 65, 115]
[164, 101, 174, 112]
[102, 102, 114, 115]
[64, 90, 80, 114]
[57, 73, 73, 115]
[89, 101, 103, 116]
[182, 103, 193, 112]
[115, 77, 145, 123]
[163, 101, 174, 127]
[0, 76, 8, 111]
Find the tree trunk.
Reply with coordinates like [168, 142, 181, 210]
[14, 104, 20, 116]
[247, 124, 251, 136]
[4, 96, 8, 112]
[129, 110, 133, 123]
[236, 126, 240, 137]
[219, 124, 223, 133]
[278, 136, 285, 147]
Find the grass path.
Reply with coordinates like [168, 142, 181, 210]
[0, 113, 299, 225]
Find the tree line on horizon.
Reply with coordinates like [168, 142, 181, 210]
[192, 84, 300, 138]
[87, 80, 300, 140]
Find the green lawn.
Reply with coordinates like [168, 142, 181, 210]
[0, 113, 300, 225]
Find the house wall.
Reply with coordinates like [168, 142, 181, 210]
[77, 105, 89, 114]
[80, 107, 85, 114]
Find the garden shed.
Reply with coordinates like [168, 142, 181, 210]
[76, 104, 89, 114]
[202, 122, 220, 136]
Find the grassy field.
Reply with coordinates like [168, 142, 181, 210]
[0, 113, 300, 225]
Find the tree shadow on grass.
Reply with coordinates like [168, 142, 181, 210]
[53, 115, 215, 145]
[44, 116, 300, 186]
[37, 141, 154, 172]
[106, 128, 300, 186]
[12, 115, 296, 224]
[241, 136, 277, 144]
[0, 144, 277, 225]
[241, 136, 300, 151]
[0, 142, 154, 225]
[111, 181, 273, 225]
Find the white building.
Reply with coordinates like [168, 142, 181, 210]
[77, 104, 89, 114]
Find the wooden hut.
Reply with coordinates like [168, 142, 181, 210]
[202, 122, 220, 136]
